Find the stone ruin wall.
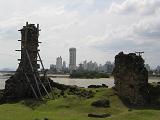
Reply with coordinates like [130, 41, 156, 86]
[3, 23, 51, 101]
[113, 52, 149, 105]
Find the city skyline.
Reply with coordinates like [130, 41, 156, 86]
[0, 0, 159, 70]
[50, 48, 152, 73]
[0, 46, 157, 71]
[51, 53, 115, 68]
[50, 51, 115, 73]
[50, 47, 115, 70]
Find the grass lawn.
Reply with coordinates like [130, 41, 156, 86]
[0, 88, 160, 120]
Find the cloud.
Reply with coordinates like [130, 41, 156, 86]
[85, 0, 95, 5]
[0, 0, 159, 69]
[109, 0, 160, 15]
[85, 6, 160, 67]
[133, 16, 160, 40]
[89, 15, 160, 51]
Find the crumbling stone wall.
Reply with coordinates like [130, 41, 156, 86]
[113, 52, 149, 105]
[3, 23, 49, 101]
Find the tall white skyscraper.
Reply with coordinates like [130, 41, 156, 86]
[69, 48, 76, 70]
[56, 56, 62, 70]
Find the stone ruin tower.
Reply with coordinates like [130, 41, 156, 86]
[113, 52, 149, 105]
[4, 22, 52, 100]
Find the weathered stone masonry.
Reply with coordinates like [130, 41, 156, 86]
[3, 22, 52, 101]
[113, 52, 149, 105]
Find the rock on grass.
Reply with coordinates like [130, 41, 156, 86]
[91, 99, 110, 107]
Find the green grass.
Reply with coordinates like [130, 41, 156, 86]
[0, 88, 160, 120]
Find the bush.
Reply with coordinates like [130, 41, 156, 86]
[70, 70, 110, 79]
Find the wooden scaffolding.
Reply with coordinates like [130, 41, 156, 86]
[16, 22, 53, 99]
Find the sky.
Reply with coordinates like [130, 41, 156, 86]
[0, 0, 160, 70]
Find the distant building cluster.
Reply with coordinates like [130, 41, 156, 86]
[50, 56, 67, 72]
[156, 66, 160, 71]
[49, 47, 160, 75]
[144, 64, 160, 76]
[154, 65, 160, 75]
[78, 60, 114, 73]
[49, 47, 114, 73]
[79, 60, 98, 71]
[50, 47, 77, 73]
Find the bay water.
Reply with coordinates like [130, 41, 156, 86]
[0, 72, 159, 89]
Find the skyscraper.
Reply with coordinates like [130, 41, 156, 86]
[56, 56, 62, 70]
[69, 48, 76, 70]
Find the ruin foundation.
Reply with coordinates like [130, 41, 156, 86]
[2, 23, 52, 101]
[113, 52, 149, 105]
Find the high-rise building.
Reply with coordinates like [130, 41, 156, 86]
[156, 65, 160, 74]
[56, 56, 62, 70]
[69, 48, 76, 70]
[98, 64, 104, 71]
[83, 60, 87, 70]
[103, 61, 114, 73]
[86, 61, 98, 71]
[50, 64, 56, 70]
[62, 61, 66, 70]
